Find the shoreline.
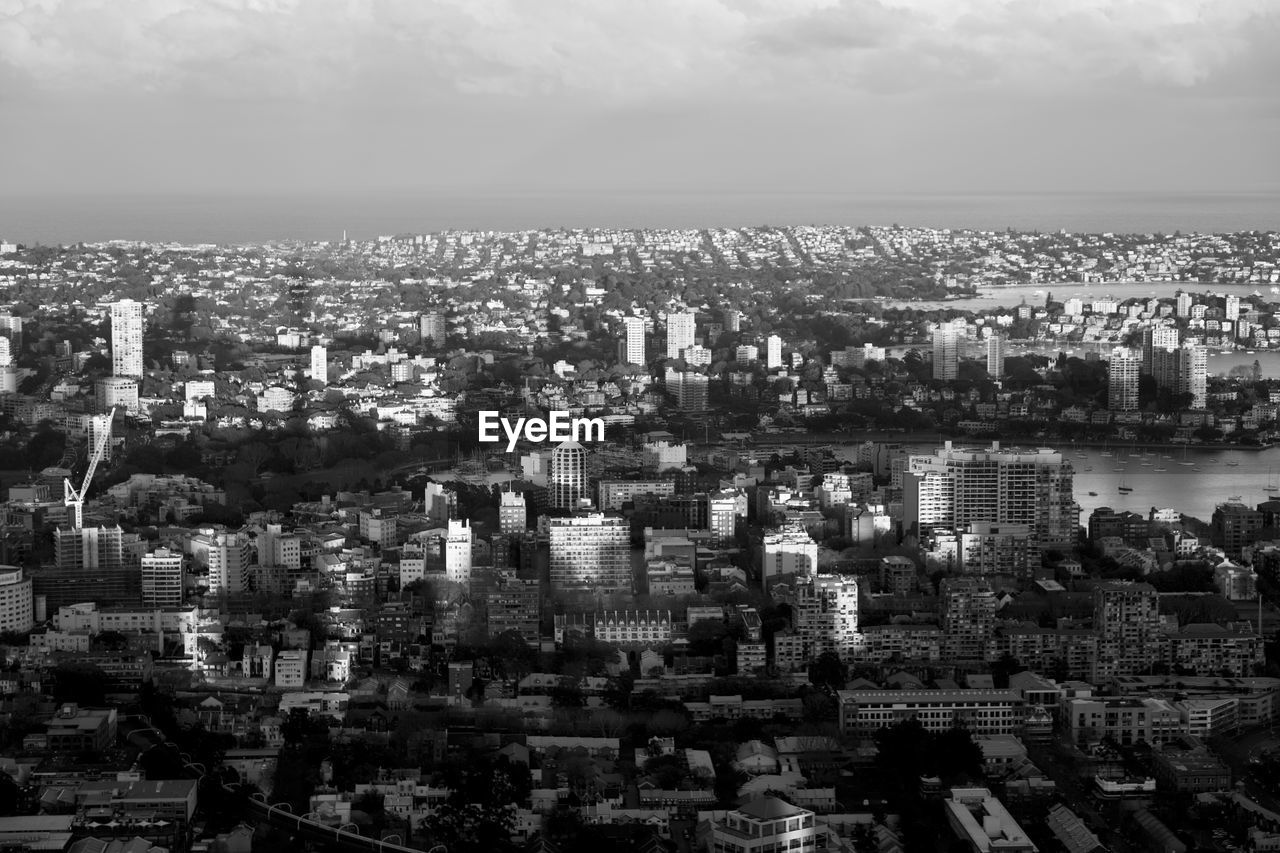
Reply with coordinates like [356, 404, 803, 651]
[703, 430, 1271, 453]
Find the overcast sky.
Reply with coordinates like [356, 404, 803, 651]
[2, 0, 1278, 198]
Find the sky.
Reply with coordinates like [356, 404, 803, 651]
[1, 0, 1279, 199]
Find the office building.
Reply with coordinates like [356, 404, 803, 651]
[986, 334, 1004, 379]
[623, 316, 645, 365]
[903, 441, 1077, 551]
[0, 566, 34, 633]
[932, 320, 964, 381]
[309, 344, 327, 383]
[761, 524, 817, 588]
[110, 299, 144, 378]
[549, 514, 631, 592]
[838, 688, 1024, 737]
[711, 797, 817, 853]
[97, 376, 139, 414]
[498, 491, 527, 534]
[444, 519, 472, 585]
[141, 548, 184, 608]
[766, 335, 783, 370]
[550, 440, 588, 510]
[940, 577, 997, 661]
[1107, 347, 1140, 411]
[666, 311, 695, 360]
[419, 311, 446, 348]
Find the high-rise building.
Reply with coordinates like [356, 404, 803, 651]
[1142, 325, 1179, 375]
[499, 491, 527, 534]
[1093, 581, 1162, 678]
[1225, 295, 1241, 322]
[38, 525, 134, 610]
[1107, 347, 1140, 411]
[708, 489, 741, 545]
[903, 441, 1077, 551]
[940, 576, 997, 660]
[761, 524, 818, 588]
[666, 311, 696, 360]
[1177, 343, 1208, 409]
[141, 547, 184, 608]
[486, 575, 541, 643]
[766, 335, 783, 370]
[623, 317, 646, 365]
[549, 514, 631, 592]
[550, 440, 588, 510]
[986, 334, 1005, 379]
[310, 344, 327, 383]
[419, 311, 447, 348]
[932, 320, 964, 381]
[444, 519, 473, 585]
[664, 368, 708, 412]
[1176, 291, 1193, 318]
[724, 309, 741, 333]
[110, 299, 144, 378]
[196, 529, 252, 595]
[1212, 501, 1264, 559]
[0, 566, 34, 634]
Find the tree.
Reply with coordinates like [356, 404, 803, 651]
[808, 651, 847, 689]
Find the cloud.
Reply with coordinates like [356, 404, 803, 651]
[1, 0, 1274, 106]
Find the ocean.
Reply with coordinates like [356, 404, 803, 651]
[4, 190, 1280, 245]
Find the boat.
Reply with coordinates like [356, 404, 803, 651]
[1088, 491, 1098, 496]
[1267, 466, 1280, 493]
[1084, 466, 1093, 471]
[1118, 478, 1133, 494]
[1227, 460, 1240, 467]
[1177, 445, 1195, 467]
[1154, 466, 1166, 472]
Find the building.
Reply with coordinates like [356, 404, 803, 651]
[549, 514, 631, 592]
[958, 522, 1033, 576]
[45, 704, 119, 753]
[486, 576, 540, 644]
[0, 566, 33, 633]
[623, 316, 646, 365]
[550, 440, 588, 510]
[940, 577, 997, 661]
[1212, 501, 1264, 559]
[1142, 325, 1178, 375]
[766, 335, 783, 370]
[1108, 347, 1140, 411]
[110, 299, 144, 378]
[711, 796, 817, 853]
[666, 311, 695, 360]
[1093, 581, 1163, 679]
[258, 386, 294, 412]
[641, 440, 687, 472]
[932, 320, 964, 381]
[665, 368, 709, 413]
[774, 574, 860, 670]
[40, 525, 135, 610]
[761, 525, 817, 589]
[498, 490, 527, 534]
[419, 311, 446, 347]
[944, 788, 1037, 853]
[903, 441, 1077, 551]
[1152, 342, 1208, 409]
[274, 649, 308, 687]
[1064, 696, 1181, 746]
[986, 334, 1005, 379]
[444, 519, 472, 585]
[97, 376, 140, 413]
[196, 529, 252, 595]
[597, 480, 676, 512]
[838, 688, 1024, 737]
[1150, 736, 1232, 793]
[140, 548, 184, 608]
[708, 489, 741, 546]
[309, 344, 327, 383]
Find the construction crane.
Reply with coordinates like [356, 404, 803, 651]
[64, 409, 115, 530]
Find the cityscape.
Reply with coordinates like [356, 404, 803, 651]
[0, 224, 1277, 853]
[2, 2, 1280, 853]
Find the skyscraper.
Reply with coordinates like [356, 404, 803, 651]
[110, 299, 144, 378]
[550, 440, 588, 510]
[774, 574, 861, 669]
[766, 334, 783, 370]
[623, 317, 646, 365]
[1225, 294, 1241, 322]
[1107, 347, 1140, 411]
[310, 344, 327, 383]
[666, 311, 696, 360]
[1092, 581, 1162, 678]
[444, 519, 473, 585]
[549, 514, 631, 592]
[664, 368, 709, 413]
[38, 525, 136, 610]
[986, 334, 1004, 378]
[1176, 291, 1193, 317]
[0, 567, 34, 634]
[1177, 342, 1208, 409]
[932, 320, 963, 381]
[903, 441, 1077, 551]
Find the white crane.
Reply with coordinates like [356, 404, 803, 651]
[64, 409, 115, 530]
